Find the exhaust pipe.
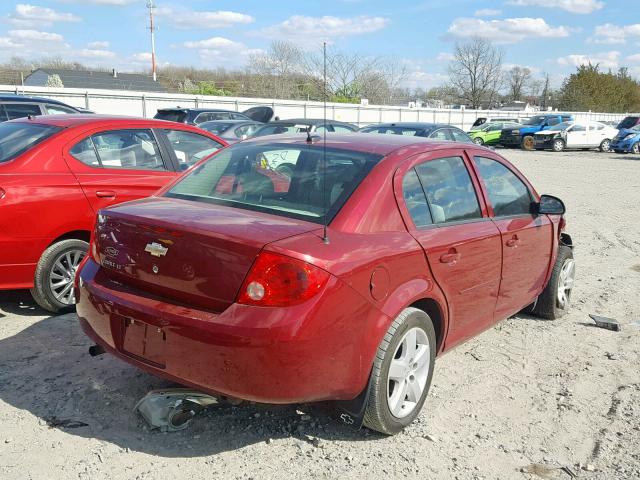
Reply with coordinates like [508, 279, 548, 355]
[89, 344, 105, 357]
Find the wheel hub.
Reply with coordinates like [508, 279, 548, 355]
[557, 258, 575, 309]
[386, 327, 430, 418]
[49, 249, 85, 305]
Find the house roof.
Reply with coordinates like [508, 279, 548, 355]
[24, 68, 165, 92]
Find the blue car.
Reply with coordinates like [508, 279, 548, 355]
[610, 125, 640, 153]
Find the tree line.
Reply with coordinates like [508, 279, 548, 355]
[1, 38, 638, 112]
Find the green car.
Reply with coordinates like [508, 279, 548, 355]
[468, 121, 521, 146]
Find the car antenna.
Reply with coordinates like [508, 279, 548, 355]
[321, 41, 329, 245]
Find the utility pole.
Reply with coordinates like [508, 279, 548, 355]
[147, 0, 157, 81]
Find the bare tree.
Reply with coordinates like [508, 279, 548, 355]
[305, 47, 407, 104]
[249, 40, 305, 99]
[448, 37, 504, 109]
[507, 66, 532, 101]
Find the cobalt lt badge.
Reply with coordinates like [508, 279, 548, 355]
[152, 265, 159, 274]
[145, 242, 168, 258]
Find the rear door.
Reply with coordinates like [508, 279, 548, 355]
[470, 154, 552, 319]
[397, 150, 502, 347]
[64, 128, 177, 212]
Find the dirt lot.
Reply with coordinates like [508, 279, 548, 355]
[1, 149, 639, 480]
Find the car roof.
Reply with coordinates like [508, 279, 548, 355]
[199, 119, 259, 125]
[267, 118, 354, 126]
[157, 107, 239, 113]
[239, 132, 474, 156]
[5, 114, 194, 128]
[362, 122, 455, 129]
[0, 94, 77, 107]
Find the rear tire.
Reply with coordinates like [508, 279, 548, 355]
[533, 245, 574, 320]
[632, 142, 639, 154]
[30, 239, 88, 313]
[599, 139, 611, 152]
[473, 137, 484, 145]
[521, 135, 535, 151]
[363, 307, 436, 435]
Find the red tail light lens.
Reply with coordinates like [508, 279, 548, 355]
[237, 252, 330, 307]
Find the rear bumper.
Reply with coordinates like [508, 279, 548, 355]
[76, 259, 387, 404]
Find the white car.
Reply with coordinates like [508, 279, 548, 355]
[533, 121, 618, 152]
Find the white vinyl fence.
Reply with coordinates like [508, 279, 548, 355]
[1, 84, 632, 130]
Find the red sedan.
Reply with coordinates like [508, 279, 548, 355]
[75, 134, 575, 434]
[0, 115, 226, 312]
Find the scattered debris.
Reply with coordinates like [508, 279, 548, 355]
[465, 351, 483, 361]
[561, 466, 577, 478]
[605, 352, 619, 361]
[520, 463, 559, 479]
[135, 388, 220, 432]
[589, 314, 621, 331]
[46, 418, 89, 429]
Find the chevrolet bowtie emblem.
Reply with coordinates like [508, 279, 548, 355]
[145, 242, 168, 257]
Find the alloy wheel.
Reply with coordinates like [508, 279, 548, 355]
[557, 258, 575, 309]
[386, 327, 430, 418]
[600, 139, 610, 152]
[553, 139, 564, 152]
[49, 249, 85, 305]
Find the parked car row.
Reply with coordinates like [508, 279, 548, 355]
[466, 114, 640, 153]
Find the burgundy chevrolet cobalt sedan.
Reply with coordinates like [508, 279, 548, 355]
[75, 134, 575, 434]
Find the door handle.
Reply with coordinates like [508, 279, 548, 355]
[96, 190, 116, 199]
[439, 251, 461, 264]
[506, 235, 520, 247]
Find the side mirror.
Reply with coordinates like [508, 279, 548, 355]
[537, 194, 565, 215]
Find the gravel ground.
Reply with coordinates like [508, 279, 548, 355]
[1, 149, 639, 480]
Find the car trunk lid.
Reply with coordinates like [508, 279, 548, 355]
[95, 197, 317, 311]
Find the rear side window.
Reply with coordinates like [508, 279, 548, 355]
[163, 130, 223, 169]
[473, 156, 532, 217]
[546, 117, 560, 126]
[415, 157, 481, 223]
[402, 169, 432, 227]
[450, 128, 471, 143]
[429, 129, 452, 141]
[166, 143, 381, 224]
[71, 129, 165, 170]
[45, 104, 78, 115]
[0, 122, 61, 163]
[3, 103, 42, 120]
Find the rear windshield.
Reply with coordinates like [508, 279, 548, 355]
[0, 122, 62, 163]
[617, 116, 639, 129]
[360, 126, 424, 136]
[166, 142, 382, 223]
[253, 123, 312, 137]
[199, 122, 234, 135]
[154, 110, 187, 123]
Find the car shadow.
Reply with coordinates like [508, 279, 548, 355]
[0, 313, 379, 458]
[0, 289, 51, 317]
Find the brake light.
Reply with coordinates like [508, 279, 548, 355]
[237, 252, 330, 307]
[559, 217, 566, 232]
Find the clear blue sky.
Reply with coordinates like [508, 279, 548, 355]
[0, 1, 637, 89]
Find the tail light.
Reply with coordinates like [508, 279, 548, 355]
[237, 252, 330, 307]
[0, 188, 5, 199]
